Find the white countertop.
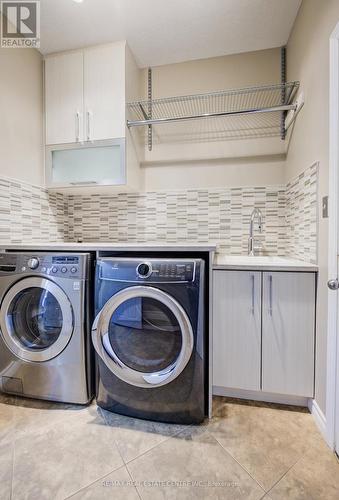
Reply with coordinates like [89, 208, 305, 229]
[0, 242, 217, 253]
[0, 244, 317, 270]
[213, 255, 318, 272]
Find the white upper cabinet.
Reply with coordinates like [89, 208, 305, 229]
[45, 51, 84, 145]
[44, 42, 141, 192]
[84, 44, 125, 141]
[45, 42, 127, 145]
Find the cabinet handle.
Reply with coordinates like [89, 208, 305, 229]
[251, 275, 255, 315]
[86, 110, 92, 141]
[75, 111, 81, 142]
[269, 275, 273, 316]
[70, 181, 98, 185]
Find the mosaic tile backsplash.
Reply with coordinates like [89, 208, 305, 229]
[0, 164, 318, 263]
[0, 178, 66, 244]
[67, 187, 287, 256]
[285, 162, 318, 263]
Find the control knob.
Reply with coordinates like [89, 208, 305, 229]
[27, 257, 39, 270]
[136, 262, 152, 278]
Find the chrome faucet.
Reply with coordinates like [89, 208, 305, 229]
[248, 208, 263, 256]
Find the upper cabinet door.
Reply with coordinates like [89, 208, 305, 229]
[262, 272, 315, 397]
[45, 51, 84, 145]
[84, 44, 125, 141]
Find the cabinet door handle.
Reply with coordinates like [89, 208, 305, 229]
[75, 111, 81, 142]
[70, 181, 98, 185]
[86, 110, 92, 141]
[269, 275, 273, 316]
[251, 274, 255, 315]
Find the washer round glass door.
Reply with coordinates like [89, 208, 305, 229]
[0, 277, 74, 362]
[92, 286, 194, 388]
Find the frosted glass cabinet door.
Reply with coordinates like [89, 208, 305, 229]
[262, 272, 315, 397]
[213, 270, 261, 391]
[47, 140, 125, 187]
[45, 52, 84, 145]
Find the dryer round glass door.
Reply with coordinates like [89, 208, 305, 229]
[0, 277, 74, 362]
[92, 286, 194, 388]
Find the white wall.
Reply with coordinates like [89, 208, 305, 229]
[0, 15, 43, 186]
[141, 48, 281, 98]
[140, 156, 285, 191]
[138, 48, 285, 191]
[286, 0, 339, 415]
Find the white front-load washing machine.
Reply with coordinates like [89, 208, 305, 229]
[0, 252, 93, 404]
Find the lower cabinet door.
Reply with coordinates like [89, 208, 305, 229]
[262, 272, 315, 397]
[213, 270, 261, 391]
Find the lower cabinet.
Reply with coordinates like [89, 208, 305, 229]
[213, 269, 316, 398]
[213, 270, 261, 391]
[262, 272, 315, 397]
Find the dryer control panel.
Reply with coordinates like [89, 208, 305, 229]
[99, 258, 196, 283]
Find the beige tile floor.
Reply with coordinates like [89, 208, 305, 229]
[0, 393, 338, 500]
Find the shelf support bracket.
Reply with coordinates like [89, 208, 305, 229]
[147, 68, 153, 151]
[280, 46, 287, 140]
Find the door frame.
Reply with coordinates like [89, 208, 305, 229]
[326, 21, 339, 451]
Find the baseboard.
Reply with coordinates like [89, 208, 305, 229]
[308, 399, 327, 441]
[213, 386, 309, 407]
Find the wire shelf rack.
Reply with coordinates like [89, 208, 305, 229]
[127, 81, 300, 148]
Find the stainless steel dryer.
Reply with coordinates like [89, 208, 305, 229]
[92, 258, 206, 424]
[0, 252, 93, 404]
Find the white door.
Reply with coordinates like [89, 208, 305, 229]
[336, 270, 339, 456]
[328, 260, 339, 456]
[327, 22, 339, 455]
[84, 44, 125, 142]
[45, 51, 84, 145]
[212, 270, 261, 391]
[262, 272, 315, 397]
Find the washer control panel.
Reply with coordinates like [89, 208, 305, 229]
[49, 255, 80, 277]
[100, 258, 196, 283]
[0, 253, 88, 279]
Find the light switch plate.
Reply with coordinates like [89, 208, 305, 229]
[322, 196, 329, 218]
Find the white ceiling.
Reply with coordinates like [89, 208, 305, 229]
[39, 0, 302, 67]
